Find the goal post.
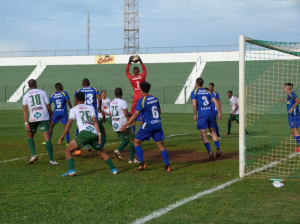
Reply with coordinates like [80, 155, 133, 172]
[239, 35, 300, 178]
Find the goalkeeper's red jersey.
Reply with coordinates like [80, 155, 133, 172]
[125, 63, 147, 100]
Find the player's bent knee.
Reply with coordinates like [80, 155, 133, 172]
[134, 138, 142, 146]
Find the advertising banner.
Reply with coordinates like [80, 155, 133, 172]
[95, 55, 115, 64]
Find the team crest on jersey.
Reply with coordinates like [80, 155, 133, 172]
[34, 112, 41, 119]
[292, 122, 295, 126]
[113, 123, 118, 129]
[86, 126, 95, 132]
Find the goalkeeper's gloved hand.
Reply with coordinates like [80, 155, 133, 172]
[138, 56, 143, 64]
[128, 56, 133, 64]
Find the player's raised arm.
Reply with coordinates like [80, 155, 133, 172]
[139, 57, 147, 78]
[125, 56, 133, 79]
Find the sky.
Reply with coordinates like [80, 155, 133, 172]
[0, 0, 299, 53]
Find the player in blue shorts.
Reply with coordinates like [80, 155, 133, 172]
[120, 81, 171, 171]
[280, 82, 300, 152]
[191, 78, 222, 160]
[73, 78, 106, 155]
[207, 83, 221, 138]
[131, 93, 144, 133]
[48, 83, 72, 145]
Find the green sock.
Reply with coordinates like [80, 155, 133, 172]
[67, 158, 75, 170]
[105, 158, 115, 170]
[228, 122, 231, 134]
[129, 142, 135, 161]
[100, 135, 107, 150]
[45, 140, 54, 162]
[28, 138, 36, 156]
[118, 140, 129, 152]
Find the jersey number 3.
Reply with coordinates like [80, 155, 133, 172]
[202, 96, 209, 106]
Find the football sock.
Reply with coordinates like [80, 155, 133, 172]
[100, 135, 107, 149]
[228, 122, 231, 134]
[215, 124, 219, 135]
[45, 140, 54, 162]
[105, 158, 116, 170]
[214, 141, 220, 149]
[160, 149, 169, 166]
[86, 144, 90, 149]
[118, 140, 129, 152]
[134, 145, 144, 162]
[50, 133, 53, 139]
[129, 142, 135, 161]
[204, 143, 211, 152]
[76, 129, 79, 136]
[67, 158, 75, 170]
[295, 136, 300, 145]
[66, 134, 70, 143]
[28, 138, 36, 156]
[132, 125, 136, 133]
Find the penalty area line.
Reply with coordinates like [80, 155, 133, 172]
[131, 152, 300, 224]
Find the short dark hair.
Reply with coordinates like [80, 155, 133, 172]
[140, 81, 151, 93]
[133, 67, 139, 72]
[28, 79, 37, 88]
[228, 91, 232, 94]
[209, 83, 214, 87]
[82, 78, 90, 86]
[285, 82, 293, 87]
[114, 88, 122, 97]
[75, 92, 85, 102]
[196, 78, 204, 87]
[55, 83, 62, 88]
[204, 87, 209, 91]
[101, 90, 106, 93]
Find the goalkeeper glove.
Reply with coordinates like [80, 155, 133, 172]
[128, 56, 133, 64]
[138, 56, 143, 63]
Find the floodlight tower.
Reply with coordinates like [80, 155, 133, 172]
[124, 0, 139, 54]
[87, 10, 90, 55]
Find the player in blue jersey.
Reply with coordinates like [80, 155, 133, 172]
[131, 93, 144, 133]
[280, 82, 300, 152]
[73, 78, 106, 155]
[47, 83, 72, 145]
[191, 78, 222, 160]
[207, 83, 221, 138]
[120, 81, 171, 171]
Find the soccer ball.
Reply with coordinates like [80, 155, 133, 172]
[131, 55, 140, 63]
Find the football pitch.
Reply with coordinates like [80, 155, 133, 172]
[0, 111, 299, 223]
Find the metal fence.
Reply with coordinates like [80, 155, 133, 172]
[0, 44, 239, 58]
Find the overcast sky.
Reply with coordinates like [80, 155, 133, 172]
[0, 0, 299, 52]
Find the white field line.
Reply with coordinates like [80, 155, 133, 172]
[131, 151, 300, 224]
[0, 134, 190, 163]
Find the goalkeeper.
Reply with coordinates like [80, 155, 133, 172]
[280, 82, 300, 152]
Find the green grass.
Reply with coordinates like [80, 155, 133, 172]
[0, 111, 299, 223]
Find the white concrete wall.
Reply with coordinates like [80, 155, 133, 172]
[0, 51, 240, 66]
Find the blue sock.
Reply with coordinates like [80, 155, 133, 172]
[204, 143, 211, 152]
[215, 124, 219, 135]
[132, 125, 136, 133]
[295, 136, 300, 145]
[214, 140, 220, 149]
[160, 149, 169, 166]
[134, 145, 144, 162]
[76, 129, 79, 136]
[66, 134, 70, 143]
[50, 133, 52, 139]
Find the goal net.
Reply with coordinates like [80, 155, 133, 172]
[239, 35, 300, 178]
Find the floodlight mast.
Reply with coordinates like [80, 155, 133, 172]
[87, 11, 90, 55]
[124, 0, 139, 54]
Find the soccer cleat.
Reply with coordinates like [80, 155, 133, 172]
[42, 142, 46, 145]
[111, 168, 118, 174]
[216, 149, 222, 158]
[28, 155, 38, 164]
[137, 163, 147, 171]
[165, 165, 171, 172]
[224, 133, 231, 135]
[49, 160, 60, 165]
[61, 169, 76, 177]
[114, 150, 123, 161]
[86, 145, 92, 152]
[208, 150, 214, 161]
[207, 132, 211, 136]
[295, 146, 300, 152]
[66, 142, 69, 146]
[74, 150, 81, 156]
[128, 159, 140, 164]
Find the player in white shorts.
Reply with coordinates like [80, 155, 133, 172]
[58, 92, 117, 176]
